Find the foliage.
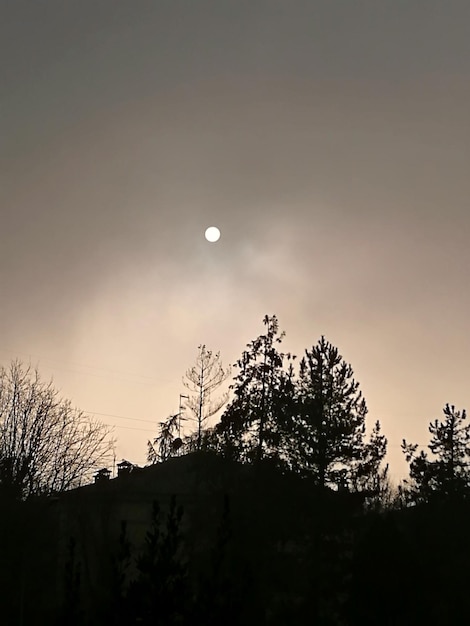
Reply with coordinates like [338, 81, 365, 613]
[109, 520, 132, 625]
[352, 421, 389, 501]
[293, 336, 387, 492]
[60, 536, 83, 626]
[0, 360, 115, 500]
[147, 413, 181, 464]
[402, 403, 470, 504]
[124, 496, 190, 625]
[211, 317, 387, 494]
[194, 494, 254, 625]
[216, 315, 296, 464]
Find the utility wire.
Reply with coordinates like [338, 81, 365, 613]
[83, 410, 429, 446]
[83, 410, 156, 424]
[80, 409, 430, 452]
[0, 348, 174, 385]
[109, 424, 156, 433]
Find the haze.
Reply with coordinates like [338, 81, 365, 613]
[1, 1, 469, 480]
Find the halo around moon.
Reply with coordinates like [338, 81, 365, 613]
[205, 226, 221, 242]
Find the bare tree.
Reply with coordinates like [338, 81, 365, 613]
[0, 360, 115, 500]
[182, 345, 231, 450]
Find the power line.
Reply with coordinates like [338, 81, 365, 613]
[82, 410, 429, 446]
[110, 424, 156, 433]
[0, 348, 174, 386]
[99, 422, 428, 448]
[83, 410, 156, 424]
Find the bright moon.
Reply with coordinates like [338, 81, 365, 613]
[205, 226, 221, 242]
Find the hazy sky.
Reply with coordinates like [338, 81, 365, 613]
[2, 1, 469, 480]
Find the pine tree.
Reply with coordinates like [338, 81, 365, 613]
[195, 494, 241, 624]
[294, 336, 386, 492]
[216, 315, 296, 465]
[108, 520, 131, 623]
[61, 536, 83, 626]
[353, 420, 389, 493]
[402, 403, 470, 504]
[124, 497, 190, 625]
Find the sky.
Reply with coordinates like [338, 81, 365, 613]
[1, 1, 469, 481]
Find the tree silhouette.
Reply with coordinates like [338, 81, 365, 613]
[216, 315, 296, 464]
[108, 520, 133, 626]
[0, 360, 115, 500]
[182, 345, 231, 451]
[147, 413, 181, 464]
[60, 536, 83, 626]
[293, 336, 387, 492]
[124, 496, 190, 625]
[194, 494, 251, 625]
[353, 420, 389, 501]
[402, 403, 470, 504]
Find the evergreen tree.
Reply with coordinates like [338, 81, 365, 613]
[124, 496, 190, 625]
[402, 403, 470, 504]
[147, 413, 180, 464]
[61, 536, 83, 626]
[293, 336, 387, 492]
[195, 494, 248, 625]
[216, 315, 296, 465]
[353, 420, 389, 496]
[109, 520, 132, 626]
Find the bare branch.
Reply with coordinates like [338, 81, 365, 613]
[0, 360, 115, 499]
[182, 345, 231, 450]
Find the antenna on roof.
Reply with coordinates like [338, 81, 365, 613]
[177, 394, 189, 452]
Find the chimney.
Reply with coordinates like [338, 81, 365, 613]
[117, 460, 134, 478]
[94, 468, 111, 483]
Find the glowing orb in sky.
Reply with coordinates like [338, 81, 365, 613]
[205, 226, 221, 242]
